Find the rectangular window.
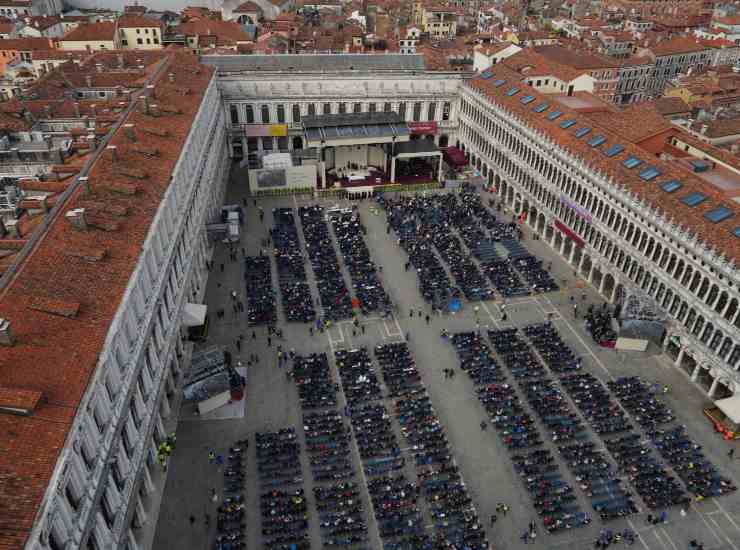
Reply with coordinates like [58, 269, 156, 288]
[413, 102, 421, 121]
[505, 87, 520, 96]
[588, 135, 606, 147]
[276, 104, 285, 123]
[704, 206, 733, 223]
[559, 119, 577, 129]
[442, 101, 450, 120]
[260, 105, 270, 124]
[277, 136, 288, 150]
[399, 102, 406, 119]
[262, 138, 273, 151]
[292, 104, 300, 122]
[493, 79, 506, 87]
[661, 180, 682, 193]
[369, 103, 376, 113]
[308, 104, 316, 116]
[246, 105, 254, 123]
[428, 102, 436, 120]
[623, 156, 642, 169]
[247, 137, 258, 152]
[384, 102, 392, 112]
[681, 192, 707, 207]
[520, 95, 535, 104]
[639, 166, 661, 181]
[323, 103, 331, 115]
[353, 103, 362, 113]
[574, 127, 591, 138]
[546, 110, 563, 120]
[338, 102, 346, 114]
[604, 143, 623, 157]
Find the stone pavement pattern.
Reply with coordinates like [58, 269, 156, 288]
[153, 175, 740, 550]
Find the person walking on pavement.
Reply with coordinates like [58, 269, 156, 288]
[729, 448, 735, 459]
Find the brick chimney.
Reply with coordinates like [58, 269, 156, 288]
[123, 124, 136, 142]
[0, 318, 15, 347]
[65, 208, 87, 230]
[107, 145, 118, 161]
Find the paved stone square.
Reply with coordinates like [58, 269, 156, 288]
[152, 171, 740, 550]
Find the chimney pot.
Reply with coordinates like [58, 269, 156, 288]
[95, 62, 103, 73]
[146, 84, 155, 99]
[140, 95, 149, 114]
[0, 318, 15, 347]
[79, 176, 91, 194]
[123, 123, 136, 142]
[85, 75, 93, 87]
[117, 53, 124, 68]
[90, 104, 97, 117]
[168, 72, 175, 83]
[65, 208, 87, 230]
[73, 101, 80, 118]
[107, 145, 118, 161]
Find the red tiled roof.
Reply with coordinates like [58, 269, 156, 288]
[0, 51, 213, 549]
[61, 21, 116, 42]
[0, 37, 54, 51]
[117, 14, 164, 29]
[468, 66, 740, 263]
[174, 19, 251, 45]
[652, 96, 691, 115]
[650, 36, 708, 56]
[535, 45, 620, 70]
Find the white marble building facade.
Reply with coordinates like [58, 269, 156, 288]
[27, 76, 230, 550]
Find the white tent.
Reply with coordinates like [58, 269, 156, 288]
[182, 303, 207, 327]
[715, 394, 740, 424]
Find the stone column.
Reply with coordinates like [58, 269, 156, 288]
[708, 377, 719, 398]
[598, 275, 607, 295]
[674, 347, 685, 367]
[390, 157, 397, 183]
[559, 237, 567, 257]
[691, 362, 701, 382]
[437, 154, 443, 183]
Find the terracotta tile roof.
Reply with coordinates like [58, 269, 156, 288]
[653, 96, 691, 115]
[649, 36, 708, 56]
[503, 48, 586, 81]
[0, 51, 213, 549]
[26, 16, 61, 32]
[690, 117, 740, 138]
[61, 21, 116, 42]
[31, 49, 88, 61]
[468, 67, 740, 264]
[174, 19, 251, 45]
[117, 14, 164, 29]
[581, 101, 673, 143]
[0, 37, 54, 51]
[535, 45, 620, 69]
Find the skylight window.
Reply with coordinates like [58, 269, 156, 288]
[506, 87, 520, 96]
[480, 69, 494, 80]
[547, 110, 563, 121]
[574, 127, 591, 139]
[520, 95, 535, 105]
[533, 101, 549, 113]
[604, 144, 624, 157]
[588, 135, 606, 148]
[559, 119, 577, 129]
[623, 156, 642, 169]
[705, 206, 733, 224]
[661, 180, 682, 193]
[681, 192, 707, 207]
[639, 167, 661, 181]
[493, 79, 506, 87]
[734, 227, 740, 239]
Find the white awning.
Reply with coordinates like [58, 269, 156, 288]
[183, 303, 207, 327]
[715, 394, 740, 424]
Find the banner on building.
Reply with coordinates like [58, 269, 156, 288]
[554, 219, 584, 248]
[243, 124, 288, 137]
[408, 121, 438, 135]
[559, 194, 592, 223]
